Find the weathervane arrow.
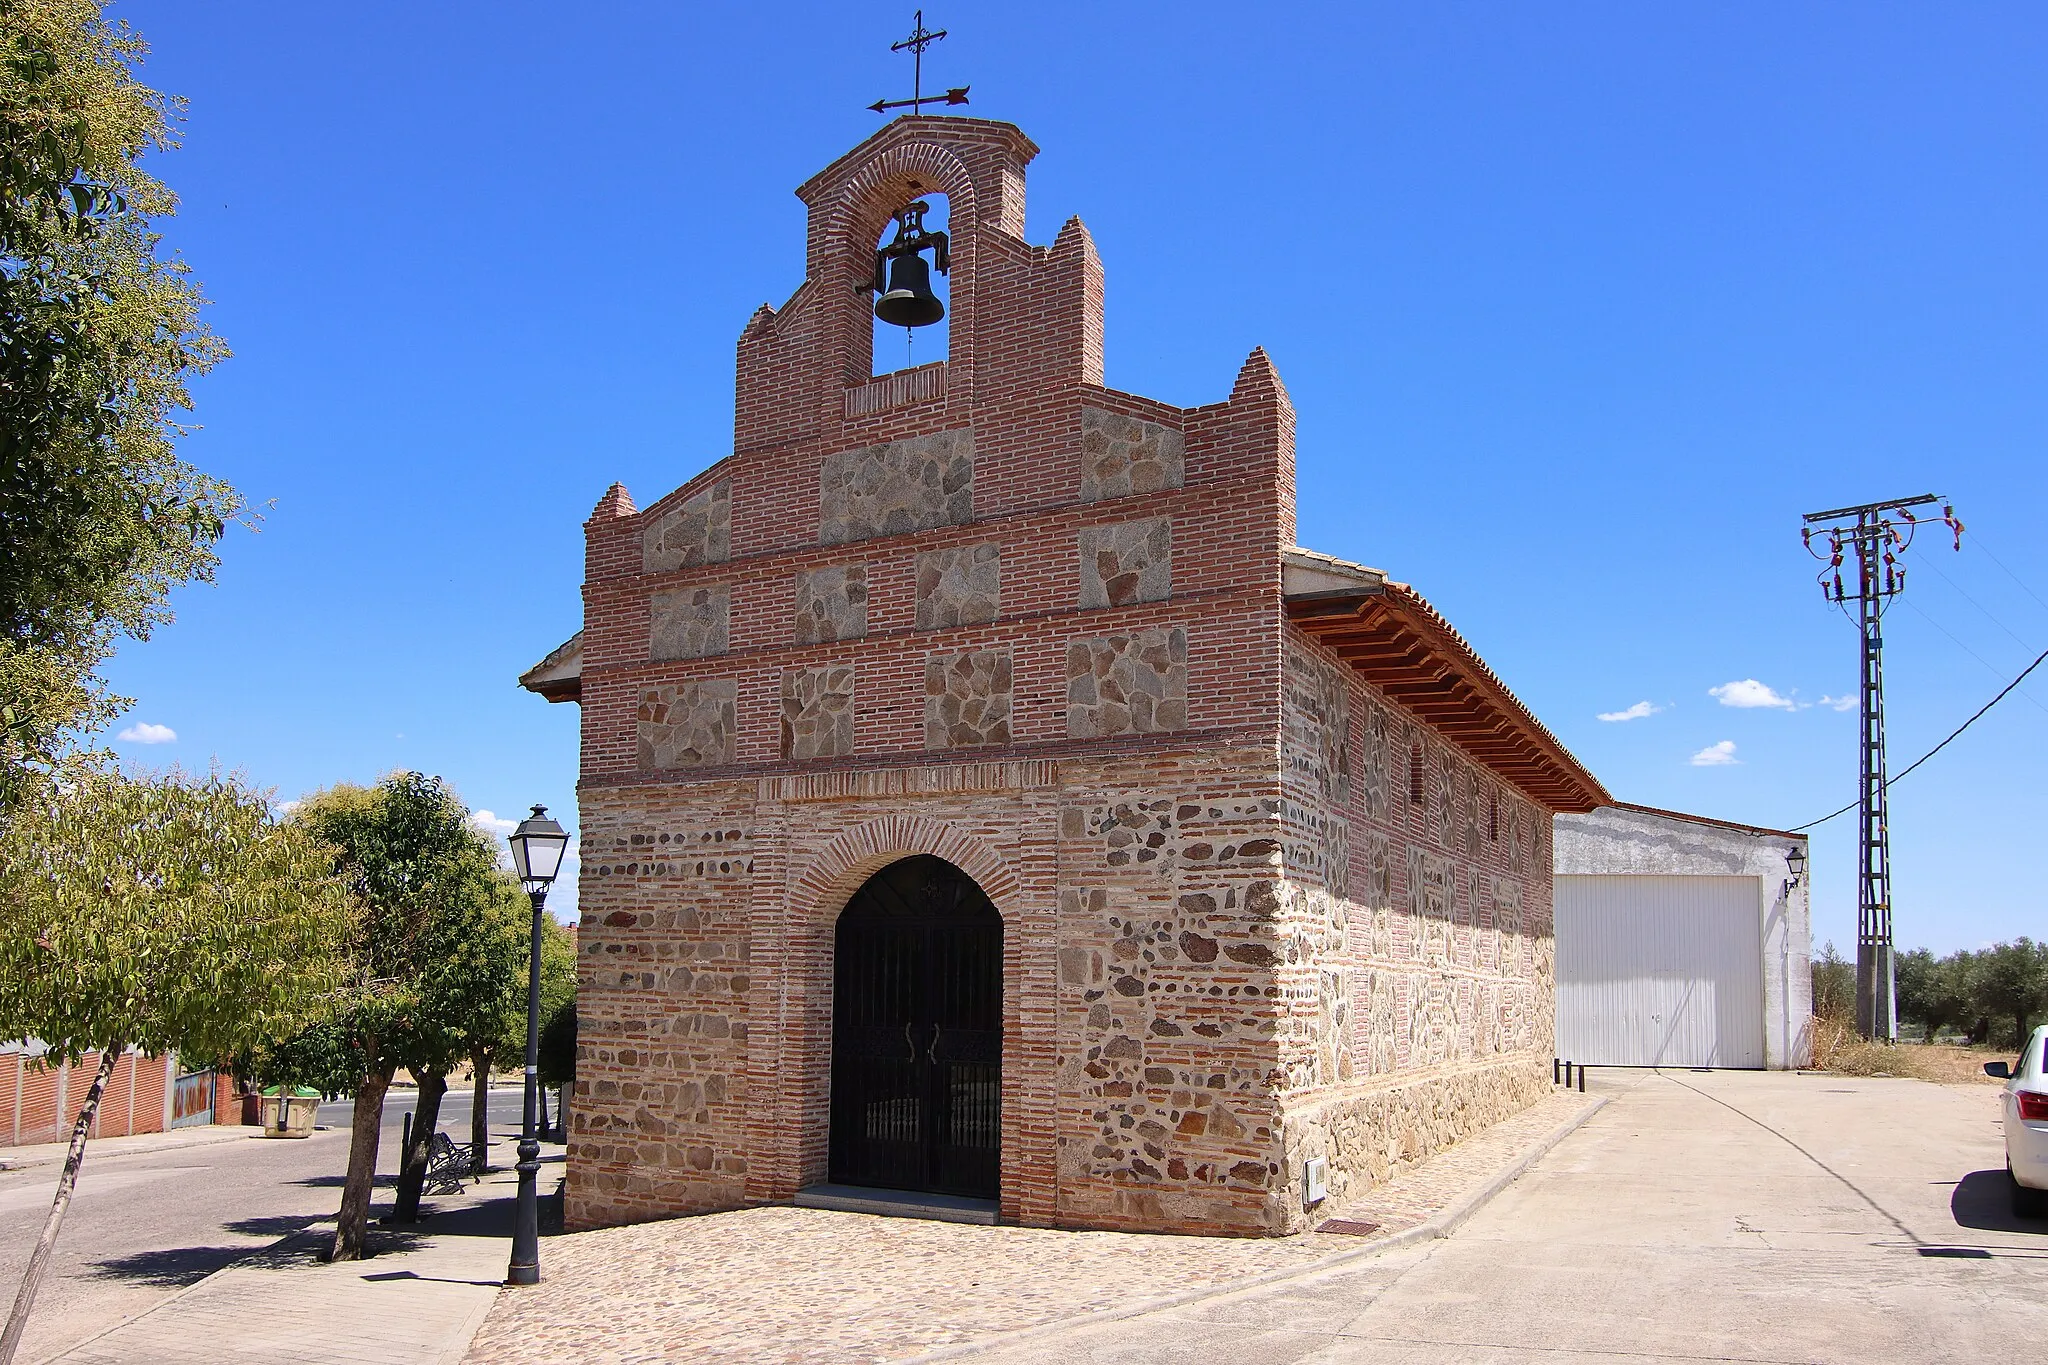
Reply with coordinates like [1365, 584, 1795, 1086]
[869, 86, 970, 114]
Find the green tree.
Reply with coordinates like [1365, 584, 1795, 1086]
[467, 908, 573, 1173]
[1811, 940, 1855, 1024]
[0, 765, 358, 1362]
[1972, 938, 2048, 1049]
[291, 773, 526, 1257]
[0, 0, 234, 786]
[1896, 948, 1981, 1043]
[387, 868, 527, 1220]
[536, 960, 576, 1140]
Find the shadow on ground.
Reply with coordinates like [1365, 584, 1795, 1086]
[1951, 1169, 2048, 1235]
[84, 1214, 333, 1285]
[83, 1245, 252, 1288]
[292, 1172, 398, 1189]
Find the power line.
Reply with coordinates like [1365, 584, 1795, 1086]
[1790, 642, 2048, 833]
[1967, 530, 2048, 621]
[1916, 551, 2047, 666]
[1898, 596, 2048, 719]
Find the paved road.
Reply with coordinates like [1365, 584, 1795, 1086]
[960, 1069, 2048, 1364]
[0, 1086, 531, 1365]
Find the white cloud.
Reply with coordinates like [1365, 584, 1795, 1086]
[275, 799, 301, 816]
[1709, 679, 1796, 710]
[1690, 740, 1741, 767]
[1818, 694, 1857, 712]
[469, 809, 518, 836]
[116, 721, 177, 745]
[1597, 700, 1661, 723]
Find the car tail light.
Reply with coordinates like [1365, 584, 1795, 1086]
[2019, 1091, 2048, 1122]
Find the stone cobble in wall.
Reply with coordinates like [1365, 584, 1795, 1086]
[923, 648, 1012, 749]
[781, 666, 856, 760]
[1077, 516, 1172, 609]
[791, 564, 868, 645]
[915, 542, 1001, 629]
[1080, 405, 1185, 503]
[1065, 627, 1187, 739]
[637, 680, 737, 769]
[819, 427, 974, 544]
[649, 584, 729, 661]
[642, 479, 731, 572]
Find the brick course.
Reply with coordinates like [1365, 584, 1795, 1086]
[548, 117, 1590, 1237]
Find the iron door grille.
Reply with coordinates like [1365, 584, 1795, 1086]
[829, 856, 1001, 1198]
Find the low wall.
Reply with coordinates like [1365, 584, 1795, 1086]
[1278, 1056, 1551, 1231]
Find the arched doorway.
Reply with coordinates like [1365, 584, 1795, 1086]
[829, 855, 1001, 1198]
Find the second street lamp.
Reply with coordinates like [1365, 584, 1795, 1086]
[505, 803, 570, 1288]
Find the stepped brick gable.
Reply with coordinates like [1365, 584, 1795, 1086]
[524, 116, 1607, 1235]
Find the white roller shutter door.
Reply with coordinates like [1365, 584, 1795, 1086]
[1555, 874, 1765, 1069]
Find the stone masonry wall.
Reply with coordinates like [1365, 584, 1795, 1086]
[567, 745, 1298, 1236]
[1264, 629, 1558, 1227]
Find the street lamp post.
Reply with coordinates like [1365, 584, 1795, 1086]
[505, 804, 570, 1287]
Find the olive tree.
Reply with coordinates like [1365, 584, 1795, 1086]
[0, 765, 358, 1363]
[1974, 938, 2048, 1048]
[290, 773, 527, 1255]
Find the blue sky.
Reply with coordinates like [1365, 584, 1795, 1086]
[104, 2, 2046, 945]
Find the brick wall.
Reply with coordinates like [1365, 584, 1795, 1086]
[561, 116, 1567, 1237]
[0, 1047, 183, 1147]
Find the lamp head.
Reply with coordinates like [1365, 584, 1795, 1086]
[508, 803, 571, 893]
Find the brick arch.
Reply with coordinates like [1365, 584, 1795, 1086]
[825, 139, 981, 268]
[814, 139, 983, 388]
[790, 814, 1021, 925]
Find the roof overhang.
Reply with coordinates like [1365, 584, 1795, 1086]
[1283, 554, 1608, 813]
[519, 631, 582, 704]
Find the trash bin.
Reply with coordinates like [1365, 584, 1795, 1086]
[256, 1085, 321, 1138]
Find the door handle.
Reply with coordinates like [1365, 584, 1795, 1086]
[927, 1023, 942, 1064]
[904, 1020, 917, 1060]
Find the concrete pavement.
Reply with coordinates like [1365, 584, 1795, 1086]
[29, 1131, 563, 1365]
[0, 1086, 534, 1364]
[942, 1069, 2048, 1364]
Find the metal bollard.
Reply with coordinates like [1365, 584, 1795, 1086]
[1563, 1060, 1573, 1089]
[1553, 1057, 1561, 1085]
[1577, 1064, 1586, 1093]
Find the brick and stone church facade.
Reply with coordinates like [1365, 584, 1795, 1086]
[522, 116, 1607, 1236]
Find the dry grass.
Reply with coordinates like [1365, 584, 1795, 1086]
[1808, 1016, 2006, 1085]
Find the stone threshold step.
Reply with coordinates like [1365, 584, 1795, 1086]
[793, 1183, 999, 1225]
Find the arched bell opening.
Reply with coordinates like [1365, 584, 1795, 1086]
[868, 193, 951, 378]
[827, 853, 1001, 1198]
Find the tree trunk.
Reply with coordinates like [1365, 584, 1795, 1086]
[469, 1051, 490, 1175]
[330, 1067, 391, 1262]
[391, 1070, 448, 1222]
[1, 1044, 120, 1365]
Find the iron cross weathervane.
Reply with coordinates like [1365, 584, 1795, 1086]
[869, 10, 969, 115]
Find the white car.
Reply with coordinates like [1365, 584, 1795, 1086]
[1986, 1024, 2048, 1218]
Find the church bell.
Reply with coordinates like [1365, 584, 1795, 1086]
[870, 200, 951, 330]
[875, 251, 944, 328]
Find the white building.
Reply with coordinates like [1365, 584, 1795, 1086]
[1553, 804, 1812, 1070]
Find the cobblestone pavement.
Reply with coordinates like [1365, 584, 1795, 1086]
[465, 1091, 1598, 1365]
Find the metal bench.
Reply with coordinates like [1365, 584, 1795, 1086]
[423, 1131, 478, 1195]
